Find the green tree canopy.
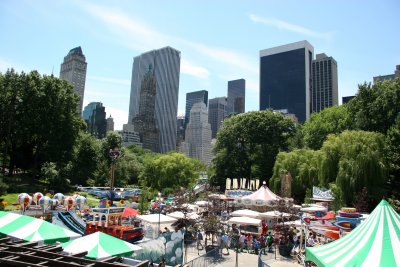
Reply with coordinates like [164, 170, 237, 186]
[348, 77, 400, 134]
[0, 69, 84, 177]
[140, 152, 203, 193]
[320, 130, 387, 205]
[303, 105, 352, 150]
[270, 149, 321, 203]
[212, 110, 295, 188]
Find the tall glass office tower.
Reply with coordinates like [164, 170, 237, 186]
[260, 41, 314, 123]
[128, 46, 181, 153]
[185, 90, 208, 128]
[227, 79, 245, 115]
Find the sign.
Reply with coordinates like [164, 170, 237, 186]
[313, 186, 334, 200]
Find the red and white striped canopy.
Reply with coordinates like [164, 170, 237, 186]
[241, 185, 281, 206]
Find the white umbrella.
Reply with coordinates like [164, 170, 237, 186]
[260, 211, 291, 218]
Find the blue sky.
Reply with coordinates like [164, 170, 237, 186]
[1, 0, 399, 130]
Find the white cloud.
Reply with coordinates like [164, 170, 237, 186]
[181, 59, 209, 79]
[87, 75, 131, 86]
[188, 42, 258, 75]
[249, 14, 333, 41]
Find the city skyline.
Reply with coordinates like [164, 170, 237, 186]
[1, 0, 399, 129]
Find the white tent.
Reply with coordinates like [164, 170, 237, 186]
[241, 185, 281, 206]
[167, 211, 199, 220]
[137, 214, 177, 239]
[231, 209, 261, 218]
[260, 211, 291, 218]
[300, 205, 327, 213]
[227, 216, 262, 227]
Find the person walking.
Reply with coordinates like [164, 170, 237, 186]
[196, 230, 204, 253]
[221, 232, 230, 255]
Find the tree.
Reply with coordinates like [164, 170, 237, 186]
[303, 105, 352, 150]
[0, 69, 84, 177]
[212, 111, 295, 188]
[348, 77, 400, 134]
[140, 152, 203, 192]
[384, 115, 400, 189]
[270, 149, 320, 203]
[67, 132, 101, 186]
[320, 131, 387, 206]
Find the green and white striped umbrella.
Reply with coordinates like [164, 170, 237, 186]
[306, 199, 400, 267]
[0, 211, 81, 244]
[60, 232, 143, 260]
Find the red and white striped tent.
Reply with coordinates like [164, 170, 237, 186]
[240, 185, 281, 207]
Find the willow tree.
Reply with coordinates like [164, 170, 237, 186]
[270, 149, 321, 203]
[320, 130, 387, 205]
[212, 110, 295, 188]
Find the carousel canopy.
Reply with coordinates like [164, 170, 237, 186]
[61, 232, 143, 260]
[231, 209, 261, 218]
[241, 185, 281, 206]
[306, 199, 400, 267]
[0, 211, 81, 244]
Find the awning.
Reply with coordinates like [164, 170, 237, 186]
[0, 211, 81, 244]
[227, 216, 262, 227]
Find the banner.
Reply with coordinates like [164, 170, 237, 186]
[313, 186, 334, 200]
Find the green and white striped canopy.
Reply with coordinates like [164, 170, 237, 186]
[0, 211, 81, 244]
[60, 232, 143, 260]
[306, 199, 400, 267]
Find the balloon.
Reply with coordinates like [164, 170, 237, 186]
[64, 196, 75, 211]
[39, 196, 52, 212]
[53, 193, 65, 202]
[75, 195, 86, 210]
[18, 193, 32, 212]
[32, 192, 43, 205]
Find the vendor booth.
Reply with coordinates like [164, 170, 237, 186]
[137, 214, 177, 239]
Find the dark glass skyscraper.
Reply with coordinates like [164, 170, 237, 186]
[208, 97, 227, 138]
[60, 46, 87, 115]
[185, 90, 208, 127]
[312, 53, 338, 113]
[227, 79, 245, 115]
[82, 102, 107, 139]
[260, 41, 314, 123]
[128, 46, 180, 153]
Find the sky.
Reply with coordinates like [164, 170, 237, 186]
[1, 0, 399, 130]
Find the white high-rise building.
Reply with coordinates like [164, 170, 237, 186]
[128, 46, 180, 153]
[182, 102, 213, 166]
[60, 46, 87, 114]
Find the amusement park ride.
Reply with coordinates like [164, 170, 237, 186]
[16, 192, 144, 244]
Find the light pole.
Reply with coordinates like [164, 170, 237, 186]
[156, 192, 163, 237]
[109, 148, 121, 204]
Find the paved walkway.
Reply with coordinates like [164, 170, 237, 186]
[185, 244, 300, 267]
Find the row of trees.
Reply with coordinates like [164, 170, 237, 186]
[0, 69, 203, 194]
[212, 78, 400, 210]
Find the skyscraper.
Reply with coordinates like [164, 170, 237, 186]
[311, 53, 338, 113]
[106, 115, 114, 132]
[60, 46, 87, 114]
[260, 40, 314, 123]
[182, 102, 213, 166]
[128, 46, 181, 153]
[185, 90, 208, 127]
[227, 79, 245, 115]
[82, 102, 107, 139]
[208, 97, 227, 138]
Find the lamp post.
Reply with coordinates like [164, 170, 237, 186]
[156, 192, 163, 237]
[109, 148, 121, 204]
